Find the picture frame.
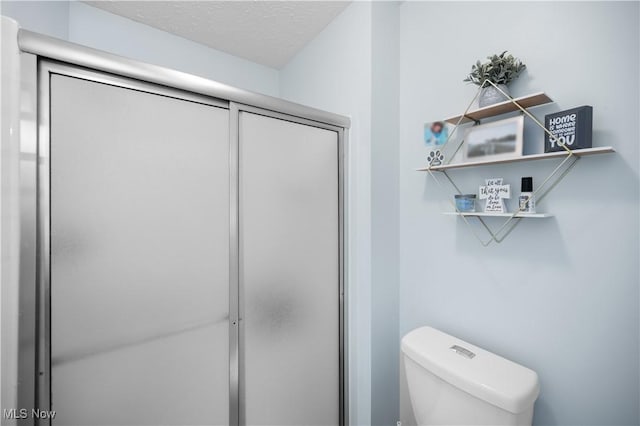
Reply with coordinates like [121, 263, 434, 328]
[424, 121, 452, 148]
[463, 116, 524, 162]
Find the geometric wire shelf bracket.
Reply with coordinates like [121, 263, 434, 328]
[424, 80, 584, 247]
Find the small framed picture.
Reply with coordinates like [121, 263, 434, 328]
[463, 116, 524, 162]
[424, 121, 451, 147]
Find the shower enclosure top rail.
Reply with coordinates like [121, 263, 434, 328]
[16, 29, 351, 129]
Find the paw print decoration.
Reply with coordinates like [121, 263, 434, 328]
[427, 149, 445, 167]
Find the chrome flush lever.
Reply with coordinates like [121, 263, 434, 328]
[450, 344, 475, 359]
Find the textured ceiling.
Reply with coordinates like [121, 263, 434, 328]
[83, 1, 350, 69]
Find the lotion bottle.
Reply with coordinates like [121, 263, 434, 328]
[519, 177, 536, 213]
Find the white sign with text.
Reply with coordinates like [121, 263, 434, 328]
[479, 178, 511, 213]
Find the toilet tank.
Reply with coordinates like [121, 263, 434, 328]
[401, 326, 539, 426]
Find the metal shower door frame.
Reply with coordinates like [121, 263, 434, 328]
[33, 59, 231, 425]
[16, 31, 348, 425]
[230, 103, 347, 426]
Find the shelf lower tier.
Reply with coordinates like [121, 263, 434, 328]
[443, 212, 554, 218]
[418, 146, 615, 171]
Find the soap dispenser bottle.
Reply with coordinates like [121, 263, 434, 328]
[519, 177, 536, 214]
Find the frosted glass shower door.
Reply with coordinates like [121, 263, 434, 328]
[239, 112, 340, 425]
[49, 73, 230, 425]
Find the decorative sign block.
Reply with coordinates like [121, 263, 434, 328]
[427, 149, 445, 167]
[479, 178, 511, 213]
[545, 106, 593, 152]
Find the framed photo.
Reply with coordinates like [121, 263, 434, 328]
[463, 116, 524, 162]
[424, 121, 451, 147]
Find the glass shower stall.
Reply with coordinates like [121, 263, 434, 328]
[0, 19, 347, 426]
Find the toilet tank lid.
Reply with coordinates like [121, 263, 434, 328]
[401, 326, 539, 414]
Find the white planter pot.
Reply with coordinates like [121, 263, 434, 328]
[479, 84, 510, 107]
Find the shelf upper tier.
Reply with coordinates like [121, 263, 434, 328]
[443, 212, 553, 218]
[417, 146, 615, 172]
[444, 92, 553, 124]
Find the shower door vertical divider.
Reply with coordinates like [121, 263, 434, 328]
[229, 103, 241, 426]
[234, 102, 247, 426]
[36, 57, 52, 426]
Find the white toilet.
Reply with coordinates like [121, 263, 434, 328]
[402, 326, 539, 426]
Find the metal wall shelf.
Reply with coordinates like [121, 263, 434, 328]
[422, 83, 615, 246]
[443, 212, 554, 218]
[418, 146, 615, 172]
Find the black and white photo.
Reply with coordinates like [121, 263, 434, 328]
[463, 116, 524, 162]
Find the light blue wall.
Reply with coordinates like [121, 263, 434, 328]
[370, 2, 400, 425]
[0, 1, 279, 96]
[280, 3, 373, 424]
[0, 1, 68, 40]
[399, 2, 639, 425]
